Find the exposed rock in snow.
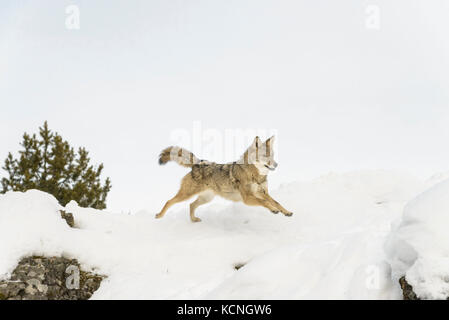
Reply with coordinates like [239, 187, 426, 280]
[60, 210, 75, 228]
[0, 256, 103, 300]
[233, 263, 246, 271]
[399, 276, 418, 300]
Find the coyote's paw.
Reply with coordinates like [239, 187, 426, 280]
[155, 213, 163, 219]
[191, 217, 202, 223]
[283, 211, 293, 217]
[271, 210, 279, 214]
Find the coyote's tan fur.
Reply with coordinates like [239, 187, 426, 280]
[156, 136, 293, 222]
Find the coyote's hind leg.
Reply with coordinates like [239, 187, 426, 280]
[155, 192, 192, 219]
[156, 174, 200, 219]
[189, 190, 215, 223]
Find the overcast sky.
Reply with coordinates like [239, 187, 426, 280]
[1, 0, 449, 212]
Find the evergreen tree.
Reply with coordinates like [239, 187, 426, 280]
[1, 122, 111, 209]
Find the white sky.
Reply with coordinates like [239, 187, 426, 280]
[1, 0, 449, 213]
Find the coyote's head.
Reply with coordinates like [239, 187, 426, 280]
[240, 136, 278, 171]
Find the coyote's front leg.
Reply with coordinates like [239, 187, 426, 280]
[242, 195, 279, 213]
[263, 193, 293, 216]
[240, 185, 293, 216]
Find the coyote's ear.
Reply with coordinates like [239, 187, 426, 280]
[265, 135, 275, 144]
[253, 136, 261, 147]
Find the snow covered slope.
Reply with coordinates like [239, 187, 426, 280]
[0, 171, 445, 299]
[386, 179, 449, 299]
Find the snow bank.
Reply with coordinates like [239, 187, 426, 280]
[386, 179, 449, 299]
[0, 190, 69, 275]
[0, 171, 440, 299]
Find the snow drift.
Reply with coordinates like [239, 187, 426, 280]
[386, 179, 449, 299]
[0, 171, 446, 299]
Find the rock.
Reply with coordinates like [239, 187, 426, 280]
[0, 282, 26, 299]
[399, 276, 419, 300]
[0, 256, 104, 300]
[60, 210, 75, 228]
[233, 262, 246, 270]
[25, 279, 48, 294]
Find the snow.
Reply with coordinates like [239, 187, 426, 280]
[386, 179, 449, 299]
[0, 170, 446, 299]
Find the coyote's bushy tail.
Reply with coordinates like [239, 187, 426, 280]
[158, 146, 201, 168]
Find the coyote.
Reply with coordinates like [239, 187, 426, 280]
[156, 136, 293, 222]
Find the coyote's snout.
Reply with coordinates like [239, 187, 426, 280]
[156, 136, 293, 222]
